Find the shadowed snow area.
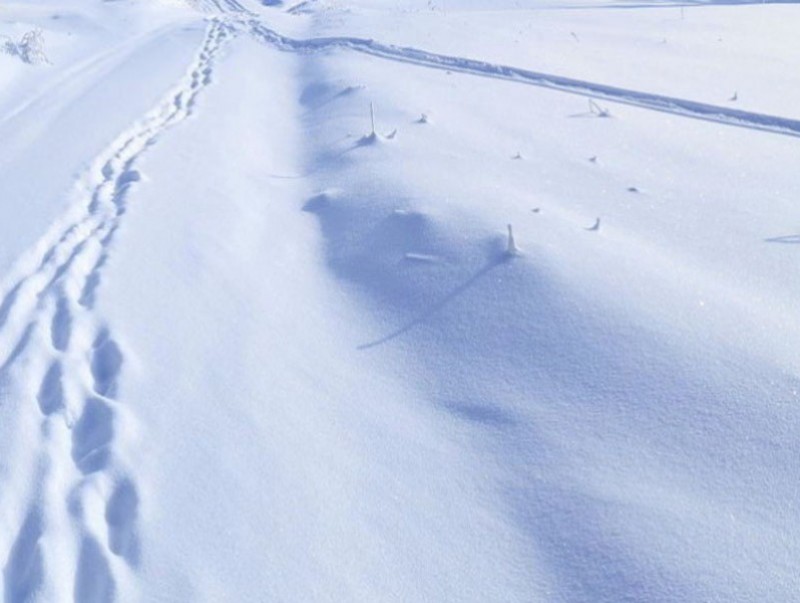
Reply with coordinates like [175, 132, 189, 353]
[0, 0, 798, 601]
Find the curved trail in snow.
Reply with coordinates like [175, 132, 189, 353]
[189, 0, 255, 15]
[0, 19, 231, 602]
[243, 21, 800, 138]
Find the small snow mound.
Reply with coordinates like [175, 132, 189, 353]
[303, 190, 340, 213]
[357, 132, 380, 146]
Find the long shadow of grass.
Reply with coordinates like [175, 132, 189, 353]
[358, 254, 509, 350]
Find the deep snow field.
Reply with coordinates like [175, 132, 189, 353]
[1, 0, 799, 600]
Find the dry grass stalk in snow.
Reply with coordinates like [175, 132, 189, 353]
[3, 29, 49, 64]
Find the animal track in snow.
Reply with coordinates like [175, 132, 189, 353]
[79, 226, 117, 311]
[50, 296, 71, 352]
[91, 330, 123, 399]
[74, 536, 115, 603]
[71, 397, 115, 475]
[0, 20, 231, 599]
[105, 478, 141, 567]
[3, 507, 44, 603]
[36, 361, 64, 416]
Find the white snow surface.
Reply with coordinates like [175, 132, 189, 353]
[1, 0, 799, 600]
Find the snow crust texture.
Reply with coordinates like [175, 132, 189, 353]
[0, 0, 799, 601]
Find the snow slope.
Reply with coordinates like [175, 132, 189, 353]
[1, 0, 799, 601]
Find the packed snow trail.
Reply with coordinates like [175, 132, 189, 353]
[189, 0, 255, 15]
[0, 19, 230, 602]
[241, 21, 800, 138]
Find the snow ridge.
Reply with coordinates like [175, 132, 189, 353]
[245, 21, 800, 138]
[0, 20, 231, 602]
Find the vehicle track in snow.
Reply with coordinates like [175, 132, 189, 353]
[243, 21, 800, 138]
[0, 19, 231, 602]
[188, 0, 255, 16]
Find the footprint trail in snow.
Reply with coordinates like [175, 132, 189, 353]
[0, 20, 231, 602]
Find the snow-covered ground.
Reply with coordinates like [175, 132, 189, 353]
[1, 0, 799, 600]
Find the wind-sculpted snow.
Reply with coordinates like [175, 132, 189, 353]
[246, 22, 800, 138]
[0, 19, 231, 601]
[2, 0, 799, 599]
